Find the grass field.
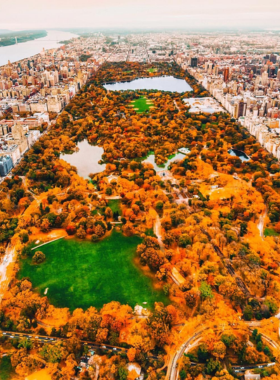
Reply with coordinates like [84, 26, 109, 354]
[108, 199, 122, 214]
[147, 68, 157, 73]
[130, 97, 154, 113]
[19, 230, 168, 310]
[264, 228, 279, 237]
[0, 356, 15, 380]
[145, 228, 157, 238]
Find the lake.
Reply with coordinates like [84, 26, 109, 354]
[228, 149, 250, 162]
[143, 152, 187, 171]
[104, 76, 193, 93]
[62, 140, 189, 178]
[62, 140, 105, 178]
[0, 30, 78, 66]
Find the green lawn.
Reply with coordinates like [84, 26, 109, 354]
[147, 68, 157, 73]
[264, 228, 279, 237]
[19, 230, 168, 311]
[108, 199, 122, 214]
[131, 97, 154, 113]
[145, 228, 157, 238]
[0, 356, 15, 380]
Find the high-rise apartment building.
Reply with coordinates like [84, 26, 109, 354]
[261, 71, 269, 86]
[190, 57, 198, 67]
[223, 67, 229, 82]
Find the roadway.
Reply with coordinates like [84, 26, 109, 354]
[0, 329, 127, 353]
[167, 323, 279, 380]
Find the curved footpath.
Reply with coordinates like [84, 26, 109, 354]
[167, 321, 280, 380]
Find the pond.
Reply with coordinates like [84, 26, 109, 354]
[228, 149, 250, 162]
[104, 76, 193, 93]
[62, 140, 189, 177]
[62, 140, 105, 178]
[143, 151, 188, 171]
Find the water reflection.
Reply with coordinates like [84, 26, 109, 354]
[62, 140, 105, 178]
[0, 30, 78, 66]
[228, 149, 250, 162]
[62, 140, 189, 178]
[104, 76, 193, 93]
[143, 152, 187, 171]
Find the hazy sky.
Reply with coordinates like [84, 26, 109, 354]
[1, 0, 280, 30]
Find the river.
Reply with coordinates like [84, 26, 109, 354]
[0, 30, 79, 67]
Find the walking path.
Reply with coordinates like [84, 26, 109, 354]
[0, 245, 15, 301]
[258, 207, 267, 239]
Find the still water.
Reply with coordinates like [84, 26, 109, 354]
[0, 30, 78, 66]
[62, 140, 188, 177]
[104, 76, 193, 93]
[228, 149, 250, 162]
[143, 152, 187, 171]
[62, 140, 105, 178]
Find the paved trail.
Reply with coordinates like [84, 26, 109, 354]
[0, 245, 15, 301]
[258, 207, 267, 239]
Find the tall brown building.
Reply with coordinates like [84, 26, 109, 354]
[224, 67, 229, 82]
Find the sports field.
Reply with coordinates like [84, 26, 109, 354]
[130, 97, 154, 113]
[19, 230, 168, 310]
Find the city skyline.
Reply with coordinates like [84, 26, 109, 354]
[1, 0, 280, 30]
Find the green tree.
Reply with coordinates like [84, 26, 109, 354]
[257, 341, 263, 352]
[252, 329, 258, 339]
[40, 342, 65, 363]
[20, 232, 29, 243]
[106, 187, 113, 196]
[18, 338, 33, 350]
[179, 369, 186, 380]
[32, 251, 46, 264]
[221, 334, 235, 348]
[206, 358, 221, 375]
[118, 366, 128, 380]
[199, 281, 213, 299]
[243, 305, 253, 321]
[178, 234, 192, 248]
[197, 344, 210, 362]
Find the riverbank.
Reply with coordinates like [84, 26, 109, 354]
[0, 30, 78, 66]
[0, 30, 47, 47]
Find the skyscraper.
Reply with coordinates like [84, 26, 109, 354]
[261, 71, 269, 86]
[223, 67, 229, 82]
[190, 57, 198, 67]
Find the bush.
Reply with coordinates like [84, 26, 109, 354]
[205, 358, 221, 375]
[105, 187, 112, 196]
[243, 305, 253, 321]
[76, 227, 86, 239]
[66, 224, 76, 235]
[32, 251, 46, 264]
[20, 232, 29, 243]
[197, 344, 210, 362]
[179, 369, 186, 380]
[178, 234, 192, 248]
[91, 234, 99, 242]
[199, 281, 213, 299]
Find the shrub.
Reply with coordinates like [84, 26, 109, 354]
[32, 251, 46, 264]
[66, 224, 76, 235]
[178, 234, 192, 248]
